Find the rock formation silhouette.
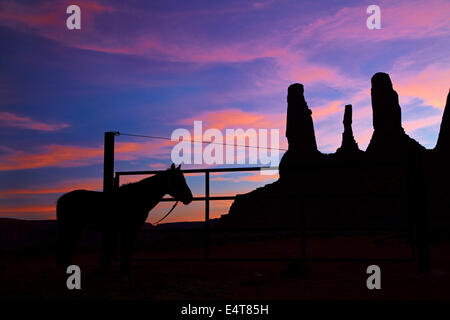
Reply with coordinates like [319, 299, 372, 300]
[219, 72, 449, 273]
[435, 90, 450, 155]
[336, 104, 362, 157]
[366, 72, 425, 157]
[285, 83, 318, 153]
[280, 83, 322, 182]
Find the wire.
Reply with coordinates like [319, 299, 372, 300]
[117, 132, 287, 151]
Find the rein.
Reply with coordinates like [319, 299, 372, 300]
[153, 200, 179, 225]
[151, 167, 182, 225]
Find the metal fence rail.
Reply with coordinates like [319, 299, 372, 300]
[113, 166, 417, 264]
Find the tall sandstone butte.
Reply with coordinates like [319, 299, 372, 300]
[220, 74, 448, 236]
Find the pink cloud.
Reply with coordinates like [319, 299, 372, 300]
[181, 108, 284, 131]
[177, 108, 288, 158]
[403, 115, 443, 133]
[149, 162, 169, 168]
[0, 1, 114, 29]
[396, 65, 450, 110]
[0, 144, 103, 171]
[302, 0, 450, 42]
[0, 112, 69, 131]
[0, 0, 115, 51]
[0, 0, 365, 99]
[211, 173, 278, 183]
[0, 177, 101, 199]
[0, 1, 59, 28]
[0, 0, 357, 90]
[0, 204, 55, 220]
[0, 140, 172, 171]
[312, 100, 344, 121]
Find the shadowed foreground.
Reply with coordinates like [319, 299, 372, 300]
[1, 220, 449, 300]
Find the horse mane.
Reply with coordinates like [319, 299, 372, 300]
[118, 170, 167, 192]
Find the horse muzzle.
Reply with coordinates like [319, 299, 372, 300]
[182, 192, 193, 205]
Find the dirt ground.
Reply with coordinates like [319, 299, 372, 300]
[1, 234, 449, 300]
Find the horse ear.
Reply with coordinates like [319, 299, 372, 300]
[177, 164, 181, 171]
[170, 163, 175, 171]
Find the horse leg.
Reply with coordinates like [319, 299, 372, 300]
[56, 219, 71, 266]
[101, 228, 117, 269]
[57, 221, 82, 267]
[120, 229, 137, 278]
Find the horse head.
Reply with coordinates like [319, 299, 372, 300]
[167, 163, 193, 205]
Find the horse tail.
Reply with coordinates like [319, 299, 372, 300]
[56, 196, 66, 265]
[56, 193, 76, 266]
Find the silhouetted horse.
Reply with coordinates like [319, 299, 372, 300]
[56, 164, 193, 276]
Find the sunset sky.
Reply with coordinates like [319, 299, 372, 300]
[0, 0, 449, 222]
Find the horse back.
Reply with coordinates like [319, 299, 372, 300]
[57, 190, 113, 227]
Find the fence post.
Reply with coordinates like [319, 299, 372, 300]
[205, 171, 210, 259]
[103, 131, 116, 193]
[102, 131, 118, 266]
[113, 174, 120, 190]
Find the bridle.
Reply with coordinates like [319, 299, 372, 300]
[152, 201, 178, 225]
[151, 169, 180, 225]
